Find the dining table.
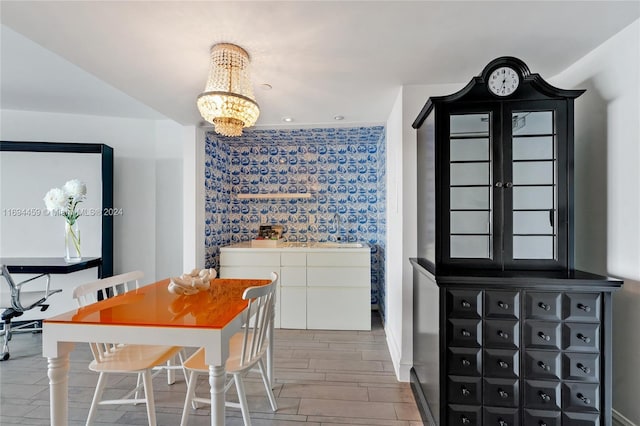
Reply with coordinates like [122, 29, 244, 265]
[42, 276, 272, 426]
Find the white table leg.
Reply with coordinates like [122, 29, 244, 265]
[209, 364, 225, 426]
[47, 355, 70, 426]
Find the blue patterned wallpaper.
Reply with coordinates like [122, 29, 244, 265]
[204, 126, 386, 321]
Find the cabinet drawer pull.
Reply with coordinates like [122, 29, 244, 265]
[461, 358, 471, 367]
[498, 388, 509, 399]
[461, 300, 471, 308]
[539, 422, 548, 426]
[577, 363, 591, 374]
[577, 333, 591, 343]
[505, 182, 513, 188]
[461, 386, 470, 397]
[538, 391, 551, 402]
[461, 329, 471, 337]
[577, 393, 591, 405]
[538, 360, 551, 371]
[498, 360, 509, 369]
[538, 331, 551, 341]
[498, 300, 509, 310]
[495, 182, 503, 188]
[497, 330, 509, 339]
[538, 302, 551, 311]
[461, 416, 471, 425]
[577, 303, 591, 312]
[498, 418, 508, 426]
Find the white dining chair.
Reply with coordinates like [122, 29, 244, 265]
[179, 272, 279, 426]
[73, 271, 184, 426]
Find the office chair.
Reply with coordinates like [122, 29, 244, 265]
[0, 264, 62, 360]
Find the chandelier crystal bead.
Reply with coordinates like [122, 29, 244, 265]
[197, 43, 260, 137]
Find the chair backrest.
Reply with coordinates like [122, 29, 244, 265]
[238, 272, 278, 368]
[72, 271, 143, 363]
[72, 270, 143, 308]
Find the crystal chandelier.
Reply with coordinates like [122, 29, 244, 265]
[197, 43, 260, 137]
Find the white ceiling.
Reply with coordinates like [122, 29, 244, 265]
[1, 1, 639, 128]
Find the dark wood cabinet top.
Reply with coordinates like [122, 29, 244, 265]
[0, 257, 102, 274]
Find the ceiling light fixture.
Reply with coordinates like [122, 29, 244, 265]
[197, 43, 259, 137]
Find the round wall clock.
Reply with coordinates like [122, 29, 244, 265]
[488, 66, 520, 96]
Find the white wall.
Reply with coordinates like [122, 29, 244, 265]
[0, 109, 184, 285]
[551, 19, 640, 425]
[385, 82, 465, 380]
[182, 126, 206, 271]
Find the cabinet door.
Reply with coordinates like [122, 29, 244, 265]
[503, 100, 568, 270]
[443, 104, 503, 269]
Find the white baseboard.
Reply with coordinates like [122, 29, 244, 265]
[613, 409, 637, 426]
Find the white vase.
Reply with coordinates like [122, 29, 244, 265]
[65, 221, 81, 262]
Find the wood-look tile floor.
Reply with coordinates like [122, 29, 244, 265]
[0, 313, 423, 425]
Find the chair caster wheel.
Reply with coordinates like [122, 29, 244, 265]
[1, 352, 9, 361]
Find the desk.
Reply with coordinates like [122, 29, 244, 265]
[43, 277, 271, 426]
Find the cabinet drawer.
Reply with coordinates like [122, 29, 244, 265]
[220, 251, 280, 266]
[562, 411, 600, 426]
[524, 409, 561, 426]
[447, 289, 482, 319]
[280, 266, 306, 287]
[483, 406, 519, 426]
[448, 376, 482, 405]
[562, 353, 600, 382]
[483, 349, 519, 379]
[524, 350, 561, 380]
[483, 378, 519, 408]
[220, 266, 278, 280]
[281, 252, 306, 266]
[524, 380, 561, 410]
[306, 287, 370, 330]
[484, 320, 519, 349]
[448, 347, 481, 377]
[525, 292, 562, 320]
[448, 319, 482, 348]
[307, 266, 369, 287]
[307, 251, 370, 267]
[447, 404, 481, 426]
[564, 293, 601, 322]
[524, 321, 561, 350]
[562, 323, 600, 352]
[562, 383, 600, 413]
[485, 291, 519, 319]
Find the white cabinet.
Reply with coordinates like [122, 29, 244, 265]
[306, 252, 370, 330]
[219, 245, 371, 331]
[280, 252, 307, 328]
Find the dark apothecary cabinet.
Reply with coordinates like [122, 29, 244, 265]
[410, 57, 622, 426]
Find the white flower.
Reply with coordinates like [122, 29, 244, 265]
[62, 179, 86, 202]
[43, 188, 67, 213]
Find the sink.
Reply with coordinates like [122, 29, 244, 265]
[312, 242, 365, 248]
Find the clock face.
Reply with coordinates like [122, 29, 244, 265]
[488, 66, 520, 97]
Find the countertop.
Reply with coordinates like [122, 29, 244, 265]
[221, 242, 370, 251]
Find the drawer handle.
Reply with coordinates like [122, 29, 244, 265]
[539, 422, 548, 426]
[461, 300, 471, 308]
[498, 418, 508, 426]
[461, 358, 471, 367]
[498, 300, 509, 310]
[461, 329, 471, 337]
[538, 331, 551, 341]
[577, 303, 592, 313]
[538, 361, 551, 371]
[577, 363, 591, 374]
[498, 360, 509, 369]
[577, 333, 592, 343]
[497, 330, 509, 339]
[498, 388, 509, 399]
[577, 392, 591, 405]
[461, 386, 470, 397]
[538, 302, 551, 311]
[461, 416, 471, 425]
[538, 391, 551, 402]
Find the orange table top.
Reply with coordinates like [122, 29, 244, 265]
[45, 278, 271, 329]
